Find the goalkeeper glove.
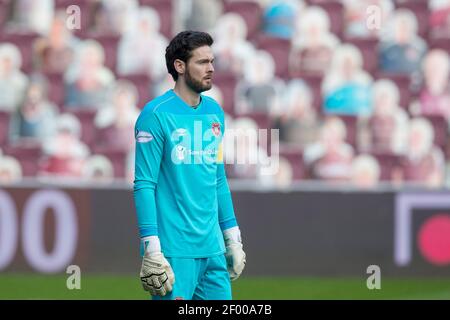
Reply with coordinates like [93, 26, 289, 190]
[223, 226, 246, 281]
[140, 236, 175, 296]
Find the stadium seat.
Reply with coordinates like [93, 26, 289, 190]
[0, 0, 11, 32]
[39, 155, 76, 176]
[0, 111, 10, 146]
[91, 146, 128, 178]
[418, 114, 448, 152]
[334, 115, 358, 148]
[429, 36, 450, 54]
[370, 151, 401, 181]
[0, 32, 40, 73]
[43, 72, 65, 108]
[395, 0, 430, 39]
[139, 0, 173, 39]
[82, 34, 121, 74]
[309, 0, 345, 39]
[3, 141, 42, 177]
[255, 34, 291, 79]
[279, 144, 305, 180]
[238, 112, 271, 130]
[289, 72, 323, 112]
[118, 73, 152, 108]
[236, 112, 273, 154]
[213, 71, 238, 115]
[375, 72, 411, 109]
[63, 108, 97, 147]
[223, 0, 263, 40]
[344, 37, 379, 74]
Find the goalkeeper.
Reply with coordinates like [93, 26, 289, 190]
[133, 31, 246, 300]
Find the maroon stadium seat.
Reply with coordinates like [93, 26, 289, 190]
[309, 0, 345, 39]
[3, 142, 42, 177]
[63, 108, 97, 147]
[0, 111, 10, 146]
[375, 72, 411, 109]
[223, 0, 263, 40]
[334, 115, 358, 148]
[395, 0, 430, 39]
[92, 146, 128, 178]
[279, 144, 305, 180]
[82, 34, 120, 74]
[418, 114, 448, 152]
[429, 36, 450, 54]
[344, 37, 379, 74]
[0, 32, 39, 73]
[0, 0, 11, 32]
[238, 112, 271, 130]
[118, 73, 152, 108]
[290, 72, 323, 112]
[213, 72, 238, 115]
[255, 35, 291, 78]
[236, 112, 273, 154]
[140, 0, 173, 39]
[370, 151, 401, 181]
[43, 72, 65, 108]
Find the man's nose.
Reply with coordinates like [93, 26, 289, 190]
[208, 62, 214, 73]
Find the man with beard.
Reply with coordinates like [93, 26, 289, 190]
[133, 31, 246, 300]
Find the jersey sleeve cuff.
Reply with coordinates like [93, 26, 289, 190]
[139, 226, 158, 238]
[220, 218, 238, 231]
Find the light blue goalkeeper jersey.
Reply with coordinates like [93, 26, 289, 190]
[133, 89, 238, 258]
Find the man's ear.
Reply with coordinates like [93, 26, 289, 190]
[174, 59, 185, 76]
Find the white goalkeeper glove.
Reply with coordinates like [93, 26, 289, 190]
[223, 226, 246, 281]
[140, 236, 175, 296]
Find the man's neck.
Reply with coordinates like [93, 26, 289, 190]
[173, 81, 201, 107]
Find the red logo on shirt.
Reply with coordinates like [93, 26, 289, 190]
[212, 122, 221, 137]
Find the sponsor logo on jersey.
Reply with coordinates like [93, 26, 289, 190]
[135, 130, 153, 143]
[175, 145, 186, 160]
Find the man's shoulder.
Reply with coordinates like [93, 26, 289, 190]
[202, 95, 224, 116]
[135, 92, 174, 128]
[142, 91, 176, 114]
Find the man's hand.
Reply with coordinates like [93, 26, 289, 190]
[140, 236, 175, 296]
[223, 227, 246, 281]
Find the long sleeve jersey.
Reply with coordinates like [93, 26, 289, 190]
[133, 89, 237, 258]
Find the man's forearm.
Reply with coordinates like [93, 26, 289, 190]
[217, 162, 238, 231]
[218, 193, 238, 231]
[134, 180, 158, 237]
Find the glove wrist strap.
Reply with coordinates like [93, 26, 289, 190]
[223, 226, 242, 244]
[142, 235, 161, 254]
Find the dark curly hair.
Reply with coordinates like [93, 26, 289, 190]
[165, 31, 214, 81]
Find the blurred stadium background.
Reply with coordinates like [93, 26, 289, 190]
[1, 0, 450, 299]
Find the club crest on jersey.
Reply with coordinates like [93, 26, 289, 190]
[211, 122, 221, 137]
[135, 130, 153, 143]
